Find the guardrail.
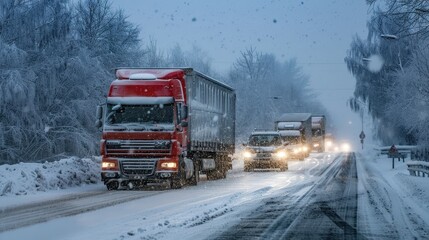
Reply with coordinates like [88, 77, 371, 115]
[407, 161, 429, 177]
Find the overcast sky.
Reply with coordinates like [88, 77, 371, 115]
[112, 0, 372, 148]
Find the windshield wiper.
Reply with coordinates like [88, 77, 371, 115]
[121, 123, 147, 131]
[105, 125, 127, 131]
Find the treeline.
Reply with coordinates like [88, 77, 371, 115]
[0, 0, 141, 163]
[0, 0, 327, 163]
[345, 1, 429, 147]
[142, 44, 328, 140]
[227, 47, 327, 140]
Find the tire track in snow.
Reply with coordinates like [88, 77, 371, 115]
[212, 153, 346, 239]
[0, 190, 162, 232]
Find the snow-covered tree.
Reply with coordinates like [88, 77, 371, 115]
[228, 47, 327, 139]
[346, 0, 429, 148]
[0, 0, 142, 163]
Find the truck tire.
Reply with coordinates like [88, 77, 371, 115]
[106, 181, 119, 190]
[186, 160, 200, 186]
[171, 161, 186, 189]
[244, 163, 253, 172]
[280, 163, 288, 172]
[206, 168, 226, 180]
[206, 155, 228, 180]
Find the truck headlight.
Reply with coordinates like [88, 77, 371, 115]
[160, 162, 177, 168]
[102, 159, 118, 171]
[313, 143, 319, 148]
[274, 150, 287, 159]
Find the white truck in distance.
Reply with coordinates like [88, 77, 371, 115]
[274, 113, 313, 160]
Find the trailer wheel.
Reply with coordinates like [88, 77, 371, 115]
[206, 164, 226, 180]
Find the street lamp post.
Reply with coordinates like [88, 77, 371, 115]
[380, 34, 404, 73]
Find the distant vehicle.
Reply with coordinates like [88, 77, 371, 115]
[242, 130, 288, 172]
[96, 68, 236, 190]
[324, 133, 334, 152]
[274, 113, 312, 159]
[278, 130, 306, 160]
[311, 115, 326, 152]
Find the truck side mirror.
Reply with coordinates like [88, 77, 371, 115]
[95, 119, 103, 128]
[181, 105, 188, 120]
[180, 121, 188, 127]
[95, 105, 103, 128]
[96, 105, 103, 120]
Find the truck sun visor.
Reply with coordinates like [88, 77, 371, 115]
[107, 97, 174, 105]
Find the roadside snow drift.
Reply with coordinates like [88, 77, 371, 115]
[0, 157, 100, 196]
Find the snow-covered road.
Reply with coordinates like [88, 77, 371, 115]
[1, 151, 429, 240]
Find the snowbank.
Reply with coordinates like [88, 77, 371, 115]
[0, 157, 101, 197]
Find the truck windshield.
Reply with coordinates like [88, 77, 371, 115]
[312, 129, 322, 137]
[105, 103, 174, 125]
[249, 135, 282, 146]
[281, 136, 301, 144]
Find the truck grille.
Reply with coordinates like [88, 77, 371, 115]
[120, 159, 156, 175]
[255, 152, 273, 160]
[106, 140, 171, 156]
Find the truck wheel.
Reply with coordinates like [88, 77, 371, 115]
[206, 164, 227, 180]
[206, 169, 224, 180]
[171, 174, 184, 189]
[106, 181, 119, 190]
[206, 156, 228, 180]
[171, 163, 186, 189]
[280, 163, 288, 172]
[186, 161, 200, 186]
[244, 163, 253, 172]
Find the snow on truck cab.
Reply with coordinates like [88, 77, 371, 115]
[242, 130, 288, 172]
[96, 68, 236, 190]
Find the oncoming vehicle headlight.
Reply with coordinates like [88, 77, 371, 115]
[313, 143, 319, 148]
[274, 150, 287, 159]
[160, 162, 177, 168]
[341, 143, 351, 152]
[303, 146, 309, 152]
[242, 150, 253, 159]
[293, 148, 301, 154]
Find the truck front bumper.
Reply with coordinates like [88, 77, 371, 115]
[244, 158, 287, 169]
[101, 157, 179, 188]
